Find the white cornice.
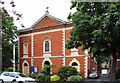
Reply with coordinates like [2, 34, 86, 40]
[19, 55, 89, 59]
[19, 27, 73, 37]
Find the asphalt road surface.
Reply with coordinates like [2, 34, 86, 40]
[83, 75, 120, 83]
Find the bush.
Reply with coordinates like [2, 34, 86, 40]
[33, 72, 51, 81]
[77, 72, 86, 80]
[4, 67, 22, 73]
[66, 75, 83, 82]
[4, 67, 13, 72]
[45, 75, 50, 81]
[27, 74, 37, 79]
[16, 70, 22, 73]
[35, 75, 46, 81]
[58, 66, 78, 81]
[50, 75, 60, 81]
[116, 68, 120, 80]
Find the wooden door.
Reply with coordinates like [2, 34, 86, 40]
[24, 63, 28, 75]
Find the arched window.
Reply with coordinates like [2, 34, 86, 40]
[72, 62, 78, 70]
[44, 61, 50, 65]
[44, 61, 50, 74]
[45, 41, 49, 52]
[43, 36, 51, 54]
[72, 62, 78, 66]
[24, 63, 28, 66]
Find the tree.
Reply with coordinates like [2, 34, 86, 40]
[1, 8, 19, 70]
[0, 0, 24, 71]
[66, 2, 120, 80]
[92, 54, 109, 74]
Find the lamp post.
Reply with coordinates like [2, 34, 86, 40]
[13, 41, 18, 72]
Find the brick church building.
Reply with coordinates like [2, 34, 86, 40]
[18, 11, 97, 77]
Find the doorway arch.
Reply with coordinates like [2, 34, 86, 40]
[44, 61, 50, 74]
[42, 58, 52, 74]
[22, 60, 29, 75]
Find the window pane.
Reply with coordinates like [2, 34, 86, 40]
[3, 73, 9, 76]
[45, 41, 49, 52]
[9, 73, 17, 77]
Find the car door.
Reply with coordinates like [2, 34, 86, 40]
[2, 73, 9, 81]
[8, 73, 18, 82]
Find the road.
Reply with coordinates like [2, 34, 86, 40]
[83, 75, 111, 83]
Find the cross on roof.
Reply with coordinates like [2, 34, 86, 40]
[46, 7, 49, 14]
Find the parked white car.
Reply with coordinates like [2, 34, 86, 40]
[0, 72, 36, 83]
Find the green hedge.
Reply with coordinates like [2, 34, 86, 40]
[58, 66, 78, 81]
[67, 75, 83, 82]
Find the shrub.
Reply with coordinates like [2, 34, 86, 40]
[58, 66, 78, 81]
[116, 68, 120, 80]
[27, 74, 37, 79]
[77, 72, 86, 80]
[40, 70, 48, 75]
[45, 75, 50, 81]
[66, 75, 83, 82]
[4, 67, 13, 72]
[50, 75, 60, 81]
[4, 67, 22, 73]
[16, 70, 22, 73]
[33, 72, 50, 81]
[42, 64, 57, 75]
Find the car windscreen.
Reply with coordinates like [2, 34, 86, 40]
[90, 72, 97, 74]
[17, 73, 28, 77]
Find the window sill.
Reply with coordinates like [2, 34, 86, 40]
[23, 54, 28, 57]
[43, 52, 51, 54]
[43, 52, 51, 57]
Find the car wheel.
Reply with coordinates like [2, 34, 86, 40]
[12, 79, 16, 82]
[1, 80, 4, 83]
[18, 81, 23, 83]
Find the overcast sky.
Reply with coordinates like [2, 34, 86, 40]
[4, 0, 76, 29]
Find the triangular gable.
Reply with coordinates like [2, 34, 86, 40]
[31, 14, 66, 28]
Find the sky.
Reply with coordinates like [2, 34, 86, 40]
[4, 0, 76, 29]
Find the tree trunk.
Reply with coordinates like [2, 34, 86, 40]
[110, 54, 117, 81]
[97, 64, 101, 75]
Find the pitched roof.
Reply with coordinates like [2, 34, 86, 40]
[19, 14, 72, 33]
[30, 13, 67, 29]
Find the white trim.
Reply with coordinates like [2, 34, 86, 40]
[22, 60, 29, 74]
[62, 28, 66, 66]
[84, 50, 88, 55]
[84, 56, 88, 77]
[117, 59, 120, 61]
[19, 55, 89, 59]
[19, 34, 31, 37]
[43, 36, 51, 56]
[66, 27, 73, 30]
[71, 48, 78, 55]
[19, 27, 73, 37]
[66, 55, 89, 57]
[69, 58, 80, 72]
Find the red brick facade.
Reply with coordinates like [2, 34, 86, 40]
[19, 14, 97, 77]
